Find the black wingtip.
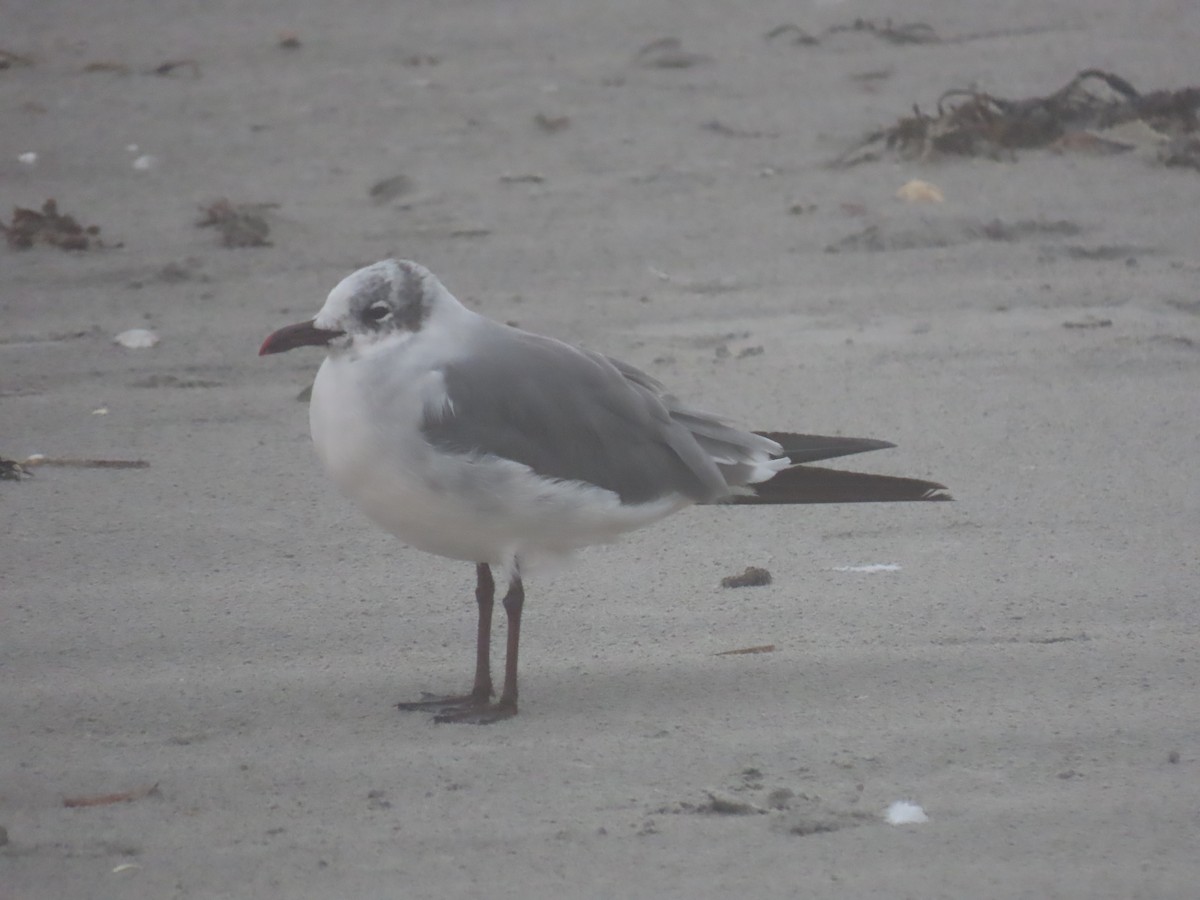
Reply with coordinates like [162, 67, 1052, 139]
[734, 466, 952, 505]
[753, 432, 897, 465]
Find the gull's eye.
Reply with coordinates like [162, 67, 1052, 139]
[364, 303, 391, 323]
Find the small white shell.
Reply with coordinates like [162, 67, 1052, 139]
[896, 179, 944, 203]
[113, 328, 160, 349]
[885, 800, 929, 825]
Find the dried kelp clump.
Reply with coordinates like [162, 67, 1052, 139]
[0, 457, 30, 481]
[2, 199, 111, 250]
[196, 199, 275, 248]
[835, 70, 1200, 168]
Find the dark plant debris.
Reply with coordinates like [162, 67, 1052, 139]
[499, 173, 545, 184]
[702, 120, 777, 139]
[764, 24, 821, 46]
[1058, 245, 1143, 261]
[533, 112, 571, 133]
[0, 48, 35, 68]
[1063, 317, 1113, 329]
[834, 70, 1200, 167]
[634, 37, 711, 69]
[83, 61, 131, 75]
[720, 566, 773, 589]
[196, 199, 275, 248]
[700, 792, 765, 815]
[131, 374, 222, 389]
[401, 54, 440, 67]
[2, 199, 113, 251]
[767, 19, 1059, 49]
[767, 19, 939, 47]
[22, 456, 150, 470]
[156, 257, 208, 283]
[82, 59, 201, 77]
[1, 457, 31, 481]
[150, 59, 201, 77]
[369, 174, 413, 204]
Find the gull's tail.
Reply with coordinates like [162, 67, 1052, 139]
[729, 432, 952, 504]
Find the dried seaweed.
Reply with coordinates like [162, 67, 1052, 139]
[1, 199, 112, 251]
[0, 48, 35, 68]
[720, 566, 773, 588]
[766, 18, 937, 47]
[825, 19, 939, 45]
[1, 457, 30, 480]
[834, 70, 1200, 167]
[767, 19, 1062, 49]
[196, 199, 275, 248]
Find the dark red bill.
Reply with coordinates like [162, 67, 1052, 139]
[259, 320, 344, 355]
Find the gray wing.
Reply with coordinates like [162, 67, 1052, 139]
[602, 356, 783, 490]
[420, 325, 763, 504]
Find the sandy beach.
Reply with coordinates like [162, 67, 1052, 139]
[3, 1, 1199, 897]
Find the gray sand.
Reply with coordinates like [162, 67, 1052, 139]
[3, 1, 1199, 897]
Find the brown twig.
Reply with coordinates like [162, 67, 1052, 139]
[83, 61, 132, 75]
[63, 783, 159, 808]
[149, 59, 201, 77]
[23, 456, 150, 469]
[715, 645, 777, 656]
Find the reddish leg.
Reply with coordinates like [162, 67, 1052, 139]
[396, 563, 495, 711]
[435, 575, 523, 724]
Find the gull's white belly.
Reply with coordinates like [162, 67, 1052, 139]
[308, 353, 687, 569]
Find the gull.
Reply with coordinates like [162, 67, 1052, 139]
[260, 260, 949, 723]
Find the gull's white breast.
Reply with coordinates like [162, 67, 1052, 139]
[308, 337, 687, 572]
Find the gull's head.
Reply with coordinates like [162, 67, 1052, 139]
[259, 259, 447, 357]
